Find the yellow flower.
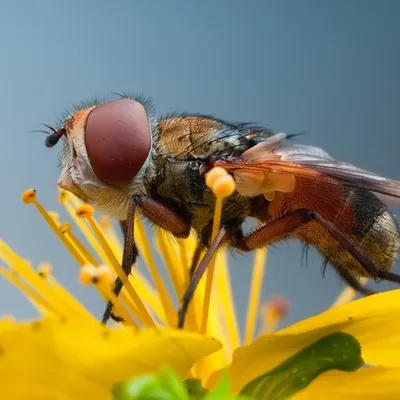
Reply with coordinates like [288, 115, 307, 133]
[0, 171, 399, 399]
[0, 316, 219, 399]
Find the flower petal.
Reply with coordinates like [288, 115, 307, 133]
[292, 367, 400, 400]
[0, 316, 221, 400]
[231, 289, 400, 392]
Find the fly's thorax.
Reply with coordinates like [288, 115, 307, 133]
[150, 155, 252, 234]
[155, 114, 272, 161]
[150, 114, 275, 234]
[156, 116, 225, 159]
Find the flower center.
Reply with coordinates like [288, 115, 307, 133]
[0, 167, 363, 381]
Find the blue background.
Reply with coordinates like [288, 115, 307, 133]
[0, 0, 399, 331]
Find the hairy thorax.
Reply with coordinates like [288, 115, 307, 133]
[151, 156, 252, 235]
[148, 115, 271, 236]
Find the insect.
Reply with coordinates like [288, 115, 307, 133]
[43, 94, 400, 328]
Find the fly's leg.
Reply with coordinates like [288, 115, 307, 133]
[235, 208, 400, 284]
[135, 197, 190, 239]
[119, 220, 127, 238]
[178, 227, 228, 329]
[102, 201, 137, 324]
[105, 220, 135, 323]
[177, 208, 386, 329]
[189, 242, 204, 278]
[333, 264, 376, 296]
[102, 196, 191, 324]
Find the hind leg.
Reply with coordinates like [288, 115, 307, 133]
[333, 264, 376, 296]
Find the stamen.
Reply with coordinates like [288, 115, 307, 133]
[60, 222, 99, 266]
[58, 189, 68, 203]
[0, 241, 79, 318]
[76, 206, 156, 327]
[62, 191, 164, 324]
[0, 268, 61, 316]
[38, 263, 94, 319]
[244, 249, 268, 344]
[201, 168, 235, 334]
[214, 249, 240, 351]
[0, 234, 95, 320]
[155, 230, 199, 331]
[98, 216, 123, 258]
[79, 264, 138, 328]
[79, 264, 98, 285]
[60, 191, 111, 264]
[194, 251, 239, 376]
[155, 230, 183, 295]
[125, 276, 165, 323]
[37, 262, 52, 279]
[330, 277, 368, 308]
[135, 215, 177, 326]
[22, 190, 87, 266]
[261, 296, 289, 333]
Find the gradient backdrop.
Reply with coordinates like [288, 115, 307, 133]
[0, 0, 399, 331]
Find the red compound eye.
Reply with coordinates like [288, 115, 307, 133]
[85, 98, 151, 186]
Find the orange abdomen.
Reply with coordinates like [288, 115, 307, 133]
[267, 176, 400, 276]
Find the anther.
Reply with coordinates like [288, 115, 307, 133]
[58, 190, 69, 204]
[60, 222, 72, 234]
[262, 295, 289, 333]
[268, 296, 289, 319]
[98, 216, 112, 230]
[212, 175, 236, 198]
[21, 189, 37, 204]
[205, 167, 228, 189]
[96, 264, 114, 285]
[37, 263, 52, 279]
[76, 205, 95, 218]
[79, 264, 98, 285]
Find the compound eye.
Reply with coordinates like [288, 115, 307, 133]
[85, 98, 152, 186]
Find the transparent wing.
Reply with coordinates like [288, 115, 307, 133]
[214, 140, 400, 203]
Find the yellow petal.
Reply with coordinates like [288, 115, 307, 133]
[231, 289, 400, 392]
[292, 367, 400, 399]
[0, 316, 221, 400]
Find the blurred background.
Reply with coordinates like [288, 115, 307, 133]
[0, 0, 399, 331]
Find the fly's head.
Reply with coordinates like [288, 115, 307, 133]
[44, 96, 156, 219]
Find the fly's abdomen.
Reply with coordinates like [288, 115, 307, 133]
[295, 188, 400, 276]
[330, 189, 400, 276]
[268, 175, 400, 277]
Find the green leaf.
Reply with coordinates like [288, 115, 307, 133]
[113, 367, 189, 400]
[184, 378, 209, 399]
[204, 372, 251, 400]
[239, 332, 363, 400]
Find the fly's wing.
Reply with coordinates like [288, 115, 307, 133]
[214, 138, 400, 204]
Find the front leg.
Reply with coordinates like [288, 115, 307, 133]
[102, 200, 137, 323]
[135, 197, 190, 238]
[102, 196, 191, 324]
